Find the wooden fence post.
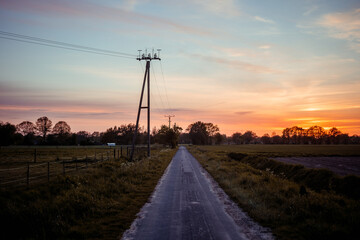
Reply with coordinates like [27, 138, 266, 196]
[63, 160, 65, 175]
[75, 158, 78, 171]
[121, 146, 123, 157]
[34, 149, 37, 163]
[114, 149, 116, 159]
[27, 162, 30, 187]
[47, 162, 50, 182]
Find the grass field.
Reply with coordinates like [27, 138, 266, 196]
[0, 145, 135, 167]
[187, 145, 360, 240]
[0, 146, 177, 239]
[193, 144, 360, 157]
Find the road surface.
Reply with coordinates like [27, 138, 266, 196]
[121, 146, 273, 240]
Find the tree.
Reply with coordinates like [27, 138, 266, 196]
[36, 116, 52, 142]
[156, 124, 182, 148]
[232, 132, 243, 144]
[0, 122, 17, 146]
[214, 133, 225, 145]
[243, 131, 257, 144]
[307, 126, 326, 144]
[52, 121, 71, 135]
[261, 133, 271, 144]
[327, 127, 342, 144]
[187, 121, 219, 145]
[16, 121, 36, 136]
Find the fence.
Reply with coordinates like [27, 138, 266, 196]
[0, 146, 146, 189]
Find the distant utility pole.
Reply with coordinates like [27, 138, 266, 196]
[131, 49, 161, 161]
[164, 115, 175, 128]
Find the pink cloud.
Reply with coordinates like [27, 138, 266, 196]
[2, 0, 213, 36]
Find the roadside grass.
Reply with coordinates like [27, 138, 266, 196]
[188, 145, 360, 240]
[0, 147, 177, 240]
[228, 153, 360, 199]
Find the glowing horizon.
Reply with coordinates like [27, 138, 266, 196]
[1, 0, 360, 137]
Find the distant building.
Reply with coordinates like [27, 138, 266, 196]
[107, 143, 116, 147]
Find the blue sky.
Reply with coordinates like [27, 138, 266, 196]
[1, 0, 360, 135]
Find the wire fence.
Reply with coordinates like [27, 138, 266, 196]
[0, 146, 147, 189]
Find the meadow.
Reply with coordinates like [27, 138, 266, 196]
[0, 146, 177, 239]
[187, 144, 360, 240]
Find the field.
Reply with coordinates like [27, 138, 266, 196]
[0, 145, 144, 188]
[0, 145, 177, 239]
[187, 144, 360, 240]
[192, 144, 360, 157]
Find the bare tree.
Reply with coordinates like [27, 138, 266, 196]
[16, 121, 36, 136]
[36, 116, 52, 142]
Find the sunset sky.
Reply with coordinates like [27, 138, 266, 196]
[1, 0, 360, 136]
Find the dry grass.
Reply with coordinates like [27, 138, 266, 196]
[188, 145, 360, 240]
[0, 147, 177, 240]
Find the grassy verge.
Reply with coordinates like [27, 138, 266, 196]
[188, 145, 360, 240]
[0, 147, 177, 240]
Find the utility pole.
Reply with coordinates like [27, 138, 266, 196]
[164, 115, 175, 129]
[131, 49, 161, 161]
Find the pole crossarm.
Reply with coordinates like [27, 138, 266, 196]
[131, 49, 161, 161]
[164, 115, 175, 128]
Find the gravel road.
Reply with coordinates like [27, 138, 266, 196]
[121, 146, 273, 240]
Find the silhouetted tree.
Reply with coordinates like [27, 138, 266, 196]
[307, 126, 326, 144]
[16, 121, 36, 136]
[271, 134, 282, 144]
[52, 121, 71, 135]
[156, 124, 182, 148]
[243, 130, 257, 144]
[214, 133, 225, 145]
[0, 122, 17, 146]
[179, 133, 191, 144]
[327, 127, 342, 144]
[232, 132, 243, 144]
[36, 116, 52, 142]
[187, 121, 219, 145]
[76, 131, 91, 145]
[16, 121, 37, 145]
[261, 133, 271, 144]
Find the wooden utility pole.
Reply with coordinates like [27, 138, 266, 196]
[164, 115, 175, 128]
[131, 49, 161, 161]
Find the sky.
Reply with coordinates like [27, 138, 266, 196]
[0, 0, 360, 136]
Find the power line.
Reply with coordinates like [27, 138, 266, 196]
[151, 62, 166, 110]
[0, 30, 136, 59]
[159, 61, 172, 110]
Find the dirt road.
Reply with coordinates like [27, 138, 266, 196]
[121, 146, 273, 240]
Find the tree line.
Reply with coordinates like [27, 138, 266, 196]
[1, 118, 359, 146]
[0, 116, 182, 147]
